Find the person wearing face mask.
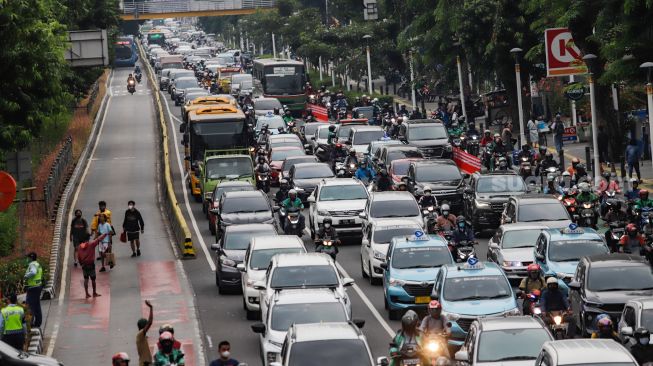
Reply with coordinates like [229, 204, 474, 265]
[630, 328, 653, 365]
[519, 264, 545, 314]
[435, 204, 456, 231]
[123, 200, 145, 257]
[209, 340, 239, 366]
[418, 186, 437, 209]
[316, 217, 340, 244]
[70, 209, 89, 267]
[153, 331, 184, 366]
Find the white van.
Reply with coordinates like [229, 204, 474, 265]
[231, 74, 253, 96]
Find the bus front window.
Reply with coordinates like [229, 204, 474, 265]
[264, 74, 303, 95]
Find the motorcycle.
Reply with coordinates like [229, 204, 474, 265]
[452, 240, 477, 263]
[127, 79, 136, 94]
[493, 154, 509, 171]
[421, 333, 451, 366]
[578, 200, 598, 228]
[638, 206, 653, 235]
[256, 172, 270, 193]
[315, 239, 337, 260]
[518, 156, 533, 179]
[465, 135, 479, 156]
[135, 72, 142, 83]
[607, 221, 626, 253]
[284, 211, 304, 237]
[385, 334, 450, 366]
[599, 190, 617, 216]
[520, 289, 542, 316]
[337, 107, 348, 121]
[421, 206, 437, 233]
[558, 190, 579, 222]
[548, 310, 571, 340]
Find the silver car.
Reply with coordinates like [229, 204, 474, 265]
[360, 191, 424, 232]
[487, 223, 547, 282]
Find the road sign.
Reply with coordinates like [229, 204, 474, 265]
[545, 28, 587, 77]
[562, 126, 578, 142]
[564, 82, 586, 101]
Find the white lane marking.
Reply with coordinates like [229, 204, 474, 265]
[206, 335, 213, 349]
[46, 70, 115, 357]
[160, 89, 217, 271]
[335, 262, 395, 338]
[160, 92, 183, 124]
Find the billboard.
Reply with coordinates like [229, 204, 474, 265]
[545, 28, 587, 77]
[65, 30, 109, 67]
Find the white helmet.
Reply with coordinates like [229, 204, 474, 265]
[440, 204, 450, 214]
[289, 189, 297, 195]
[578, 182, 590, 193]
[546, 277, 558, 285]
[423, 185, 432, 193]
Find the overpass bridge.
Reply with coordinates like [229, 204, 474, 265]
[120, 0, 275, 20]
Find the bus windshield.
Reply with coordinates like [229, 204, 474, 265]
[264, 74, 303, 95]
[190, 121, 246, 157]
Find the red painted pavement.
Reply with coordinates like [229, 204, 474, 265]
[67, 266, 111, 330]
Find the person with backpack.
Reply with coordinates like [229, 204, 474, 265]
[552, 115, 565, 154]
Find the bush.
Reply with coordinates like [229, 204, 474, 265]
[0, 205, 17, 257]
[0, 257, 49, 296]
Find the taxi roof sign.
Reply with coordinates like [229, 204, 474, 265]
[406, 230, 430, 241]
[560, 223, 584, 235]
[459, 257, 484, 270]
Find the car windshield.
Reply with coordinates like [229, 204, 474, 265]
[415, 165, 461, 183]
[294, 165, 334, 179]
[303, 124, 321, 136]
[222, 197, 269, 214]
[388, 150, 423, 163]
[642, 309, 653, 330]
[205, 157, 252, 179]
[283, 157, 317, 172]
[175, 78, 198, 89]
[502, 230, 541, 249]
[271, 149, 305, 161]
[317, 127, 330, 139]
[257, 117, 285, 130]
[409, 124, 448, 140]
[373, 227, 420, 244]
[271, 140, 302, 149]
[250, 248, 303, 270]
[518, 203, 569, 222]
[477, 176, 526, 193]
[213, 185, 254, 200]
[477, 328, 551, 362]
[370, 141, 401, 155]
[224, 228, 276, 250]
[288, 339, 371, 366]
[255, 99, 282, 110]
[392, 246, 452, 269]
[270, 265, 339, 288]
[443, 275, 512, 301]
[587, 266, 653, 291]
[319, 185, 367, 201]
[352, 130, 384, 145]
[548, 240, 608, 262]
[370, 199, 419, 218]
[391, 160, 412, 176]
[271, 303, 347, 331]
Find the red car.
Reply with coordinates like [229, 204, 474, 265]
[269, 146, 306, 185]
[389, 158, 424, 189]
[206, 181, 255, 234]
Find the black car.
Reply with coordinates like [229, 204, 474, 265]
[211, 223, 277, 293]
[206, 181, 255, 234]
[405, 160, 466, 213]
[371, 145, 423, 173]
[569, 254, 653, 336]
[287, 162, 335, 202]
[215, 191, 276, 240]
[463, 172, 528, 230]
[399, 119, 452, 158]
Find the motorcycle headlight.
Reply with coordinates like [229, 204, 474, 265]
[554, 315, 562, 325]
[426, 340, 440, 353]
[583, 202, 592, 209]
[502, 261, 521, 268]
[388, 277, 405, 287]
[317, 209, 330, 216]
[533, 307, 542, 315]
[373, 250, 386, 261]
[220, 256, 236, 267]
[475, 200, 490, 208]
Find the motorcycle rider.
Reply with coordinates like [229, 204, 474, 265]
[283, 109, 294, 125]
[635, 189, 653, 209]
[517, 144, 534, 163]
[591, 317, 619, 341]
[275, 179, 290, 204]
[281, 189, 304, 210]
[419, 300, 450, 335]
[355, 162, 376, 183]
[375, 169, 394, 192]
[327, 124, 337, 145]
[566, 157, 582, 181]
[489, 134, 510, 170]
[398, 104, 409, 117]
[625, 178, 641, 201]
[112, 352, 130, 366]
[344, 149, 359, 168]
[451, 216, 474, 248]
[153, 331, 185, 365]
[618, 224, 646, 254]
[418, 186, 437, 209]
[284, 206, 305, 236]
[597, 171, 622, 196]
[389, 310, 421, 366]
[479, 130, 493, 147]
[435, 204, 457, 231]
[316, 217, 340, 243]
[543, 175, 563, 195]
[537, 152, 558, 176]
[254, 156, 270, 177]
[630, 328, 653, 365]
[519, 264, 546, 315]
[575, 182, 599, 205]
[466, 122, 479, 137]
[604, 200, 628, 252]
[540, 277, 573, 332]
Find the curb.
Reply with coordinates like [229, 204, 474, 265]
[27, 328, 43, 354]
[42, 70, 113, 301]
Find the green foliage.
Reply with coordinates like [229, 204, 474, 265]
[0, 257, 49, 295]
[0, 205, 18, 257]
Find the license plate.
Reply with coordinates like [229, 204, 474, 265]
[401, 359, 420, 366]
[415, 296, 431, 304]
[339, 219, 354, 225]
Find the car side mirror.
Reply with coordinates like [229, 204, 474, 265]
[237, 263, 245, 272]
[620, 326, 634, 337]
[504, 217, 512, 224]
[342, 277, 355, 287]
[359, 212, 367, 219]
[489, 243, 500, 250]
[253, 281, 266, 291]
[362, 238, 370, 247]
[179, 122, 187, 133]
[251, 323, 266, 335]
[568, 281, 581, 289]
[307, 196, 315, 203]
[454, 350, 469, 362]
[352, 318, 365, 329]
[210, 243, 220, 251]
[377, 357, 389, 366]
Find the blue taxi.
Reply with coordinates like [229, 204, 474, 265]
[534, 224, 609, 283]
[381, 231, 453, 320]
[431, 259, 520, 347]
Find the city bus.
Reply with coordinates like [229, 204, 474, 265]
[114, 36, 138, 67]
[252, 59, 306, 115]
[147, 30, 166, 46]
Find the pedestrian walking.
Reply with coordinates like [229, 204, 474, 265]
[552, 115, 565, 154]
[122, 200, 145, 257]
[23, 251, 42, 328]
[91, 200, 112, 235]
[527, 116, 538, 148]
[136, 300, 153, 366]
[77, 232, 108, 298]
[0, 293, 26, 350]
[70, 209, 89, 267]
[96, 214, 114, 272]
[209, 341, 239, 366]
[597, 126, 609, 165]
[626, 138, 642, 182]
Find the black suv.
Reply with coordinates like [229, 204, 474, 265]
[501, 194, 571, 228]
[569, 254, 653, 336]
[371, 145, 423, 173]
[463, 172, 527, 230]
[399, 119, 452, 158]
[406, 160, 466, 213]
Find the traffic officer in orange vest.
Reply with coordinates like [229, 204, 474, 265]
[0, 293, 26, 350]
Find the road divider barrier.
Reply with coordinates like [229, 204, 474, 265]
[137, 42, 196, 258]
[453, 147, 482, 174]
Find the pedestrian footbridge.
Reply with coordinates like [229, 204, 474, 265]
[120, 0, 275, 20]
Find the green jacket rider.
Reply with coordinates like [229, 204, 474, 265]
[281, 189, 304, 210]
[389, 310, 422, 366]
[327, 125, 337, 145]
[575, 182, 598, 204]
[635, 189, 653, 209]
[154, 331, 185, 366]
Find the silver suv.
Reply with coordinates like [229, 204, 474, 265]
[308, 179, 369, 238]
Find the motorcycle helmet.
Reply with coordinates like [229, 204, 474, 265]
[112, 352, 130, 365]
[285, 109, 292, 116]
[597, 317, 613, 332]
[328, 125, 336, 132]
[626, 223, 638, 237]
[640, 189, 649, 200]
[571, 157, 580, 168]
[280, 179, 288, 189]
[545, 152, 554, 161]
[288, 189, 297, 198]
[493, 133, 501, 139]
[159, 324, 174, 335]
[456, 216, 466, 229]
[578, 182, 590, 193]
[428, 300, 442, 316]
[323, 217, 332, 228]
[546, 276, 558, 289]
[423, 185, 432, 196]
[522, 144, 530, 152]
[561, 171, 571, 177]
[401, 310, 419, 336]
[484, 129, 491, 136]
[527, 263, 541, 275]
[349, 149, 356, 156]
[631, 178, 639, 188]
[539, 145, 547, 154]
[634, 328, 651, 345]
[440, 204, 450, 217]
[258, 157, 266, 164]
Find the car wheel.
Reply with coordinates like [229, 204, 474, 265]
[361, 257, 369, 278]
[202, 201, 208, 215]
[580, 313, 589, 337]
[242, 297, 248, 310]
[369, 264, 381, 286]
[384, 296, 389, 310]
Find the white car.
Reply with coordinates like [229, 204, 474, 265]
[253, 253, 354, 323]
[308, 179, 369, 238]
[486, 223, 547, 282]
[346, 125, 385, 160]
[238, 236, 306, 320]
[251, 288, 351, 366]
[534, 339, 638, 366]
[359, 191, 424, 231]
[360, 220, 422, 285]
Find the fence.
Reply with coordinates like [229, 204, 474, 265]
[43, 136, 73, 220]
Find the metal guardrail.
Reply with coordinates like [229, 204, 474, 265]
[43, 136, 73, 219]
[122, 0, 275, 14]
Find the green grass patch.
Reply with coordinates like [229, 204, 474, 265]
[0, 205, 17, 257]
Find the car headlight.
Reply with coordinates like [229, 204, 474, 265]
[506, 307, 521, 316]
[502, 261, 522, 268]
[266, 351, 279, 364]
[443, 311, 460, 321]
[373, 250, 386, 261]
[475, 199, 490, 208]
[317, 209, 330, 216]
[246, 279, 256, 287]
[220, 256, 236, 267]
[268, 340, 283, 348]
[388, 277, 405, 287]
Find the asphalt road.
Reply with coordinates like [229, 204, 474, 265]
[49, 66, 203, 365]
[154, 74, 493, 364]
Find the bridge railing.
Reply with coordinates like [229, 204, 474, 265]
[122, 0, 276, 14]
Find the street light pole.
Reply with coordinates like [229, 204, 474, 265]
[583, 54, 601, 184]
[641, 62, 653, 169]
[570, 75, 578, 125]
[363, 35, 372, 94]
[456, 55, 468, 124]
[272, 33, 277, 58]
[319, 56, 323, 81]
[409, 49, 416, 110]
[510, 48, 526, 147]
